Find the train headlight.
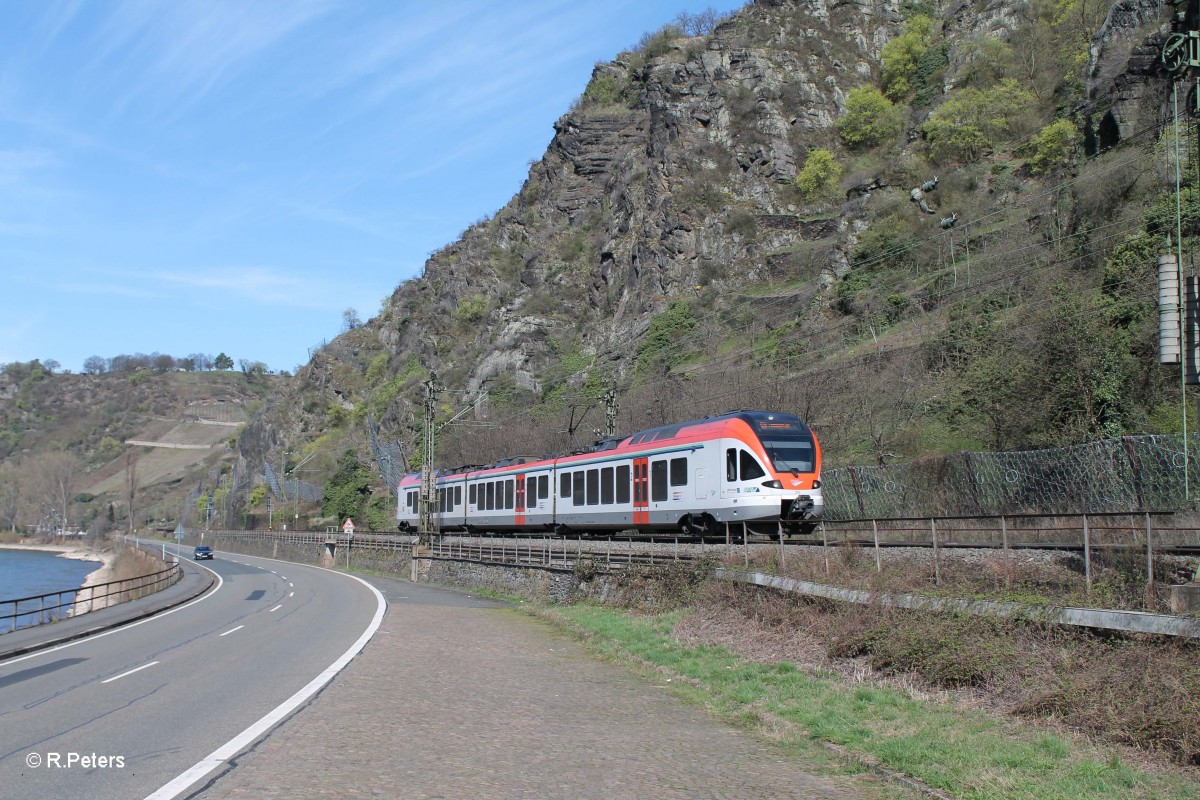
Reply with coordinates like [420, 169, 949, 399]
[761, 479, 783, 489]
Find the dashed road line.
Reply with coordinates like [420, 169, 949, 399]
[101, 661, 160, 684]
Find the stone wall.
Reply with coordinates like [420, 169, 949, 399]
[423, 557, 586, 603]
[185, 531, 412, 575]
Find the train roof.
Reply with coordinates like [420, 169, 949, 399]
[397, 410, 814, 481]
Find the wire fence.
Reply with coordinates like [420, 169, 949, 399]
[823, 434, 1200, 520]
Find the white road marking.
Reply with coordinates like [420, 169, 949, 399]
[288, 591, 294, 598]
[219, 625, 244, 637]
[268, 604, 283, 612]
[144, 570, 387, 800]
[288, 582, 293, 588]
[101, 661, 160, 684]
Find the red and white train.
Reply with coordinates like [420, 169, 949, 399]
[397, 410, 823, 537]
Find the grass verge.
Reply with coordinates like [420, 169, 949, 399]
[539, 603, 1197, 800]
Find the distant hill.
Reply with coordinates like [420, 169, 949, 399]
[0, 363, 273, 533]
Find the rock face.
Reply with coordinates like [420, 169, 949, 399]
[245, 0, 1178, 478]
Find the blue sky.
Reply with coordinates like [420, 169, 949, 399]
[0, 0, 743, 374]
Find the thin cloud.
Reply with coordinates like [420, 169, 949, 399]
[153, 266, 364, 311]
[92, 0, 336, 118]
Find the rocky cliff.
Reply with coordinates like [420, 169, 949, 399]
[239, 0, 1187, 523]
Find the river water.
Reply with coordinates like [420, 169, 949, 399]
[0, 548, 103, 634]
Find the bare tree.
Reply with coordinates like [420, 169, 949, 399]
[82, 355, 109, 374]
[0, 462, 24, 533]
[124, 452, 139, 535]
[27, 451, 80, 534]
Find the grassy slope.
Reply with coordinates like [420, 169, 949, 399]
[538, 604, 1196, 800]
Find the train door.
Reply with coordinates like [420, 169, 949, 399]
[632, 457, 649, 525]
[515, 473, 526, 526]
[695, 467, 707, 500]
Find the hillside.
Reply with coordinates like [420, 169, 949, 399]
[4, 0, 1193, 533]
[0, 364, 272, 533]
[223, 0, 1191, 530]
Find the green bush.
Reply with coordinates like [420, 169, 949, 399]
[635, 301, 697, 376]
[580, 73, 632, 109]
[882, 15, 935, 101]
[1027, 119, 1078, 175]
[794, 148, 843, 201]
[455, 295, 490, 323]
[836, 87, 903, 149]
[921, 79, 1035, 163]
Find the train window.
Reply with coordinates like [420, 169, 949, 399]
[573, 472, 586, 506]
[670, 457, 688, 486]
[505, 480, 514, 510]
[469, 485, 476, 506]
[601, 466, 614, 504]
[538, 474, 549, 499]
[455, 485, 462, 506]
[586, 469, 599, 505]
[740, 450, 766, 481]
[560, 472, 571, 498]
[486, 481, 495, 511]
[616, 465, 630, 503]
[726, 448, 737, 481]
[650, 460, 668, 502]
[526, 477, 536, 505]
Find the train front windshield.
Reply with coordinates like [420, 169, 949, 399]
[750, 416, 816, 473]
[762, 435, 815, 472]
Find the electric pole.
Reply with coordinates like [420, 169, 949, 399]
[418, 372, 439, 545]
[604, 387, 619, 438]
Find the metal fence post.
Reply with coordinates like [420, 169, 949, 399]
[872, 519, 881, 573]
[1083, 514, 1092, 594]
[778, 523, 785, 570]
[821, 521, 829, 575]
[1146, 511, 1155, 610]
[931, 518, 940, 586]
[725, 522, 731, 559]
[743, 523, 749, 567]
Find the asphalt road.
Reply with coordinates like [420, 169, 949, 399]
[0, 548, 384, 800]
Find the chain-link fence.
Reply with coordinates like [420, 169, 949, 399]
[823, 434, 1200, 520]
[367, 414, 408, 501]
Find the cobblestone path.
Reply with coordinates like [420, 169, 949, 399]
[194, 578, 875, 800]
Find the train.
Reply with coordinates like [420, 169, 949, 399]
[397, 410, 823, 538]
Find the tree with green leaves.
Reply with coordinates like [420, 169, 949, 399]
[881, 15, 935, 101]
[321, 449, 374, 525]
[920, 79, 1035, 163]
[795, 148, 843, 201]
[1027, 118, 1078, 175]
[836, 87, 903, 150]
[214, 352, 234, 370]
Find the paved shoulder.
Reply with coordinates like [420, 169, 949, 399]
[196, 576, 862, 800]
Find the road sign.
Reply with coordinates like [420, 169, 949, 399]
[342, 518, 355, 534]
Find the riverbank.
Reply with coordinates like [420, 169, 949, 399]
[0, 541, 116, 612]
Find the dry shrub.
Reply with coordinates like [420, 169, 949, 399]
[675, 580, 1200, 767]
[1015, 638, 1200, 764]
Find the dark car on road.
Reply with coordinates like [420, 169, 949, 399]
[193, 545, 214, 560]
